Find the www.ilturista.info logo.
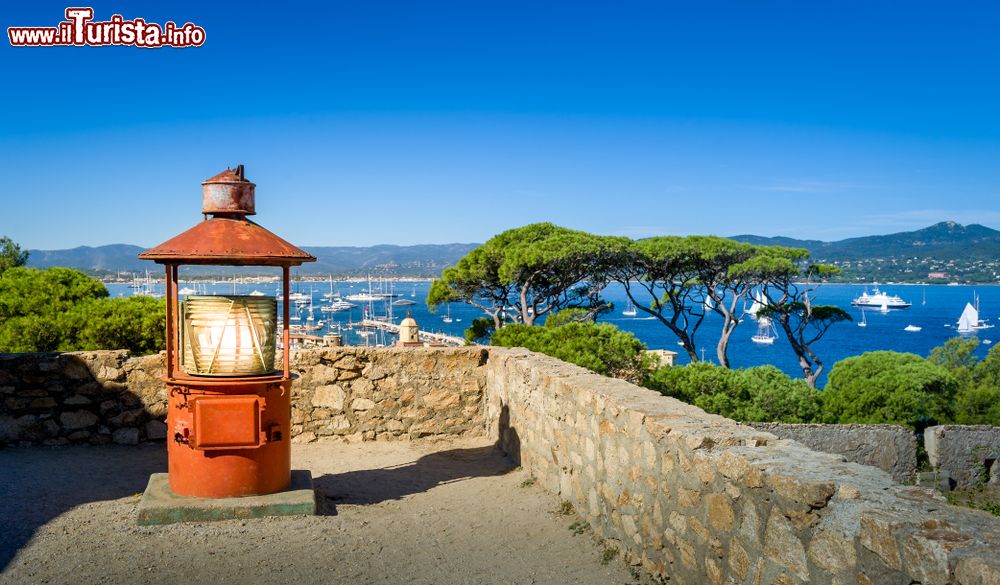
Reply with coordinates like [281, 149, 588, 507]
[8, 7, 205, 48]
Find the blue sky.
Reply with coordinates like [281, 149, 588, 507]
[2, 1, 999, 249]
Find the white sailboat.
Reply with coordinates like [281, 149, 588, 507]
[956, 298, 993, 333]
[622, 301, 638, 317]
[442, 304, 453, 324]
[858, 309, 867, 328]
[746, 291, 765, 320]
[751, 317, 778, 345]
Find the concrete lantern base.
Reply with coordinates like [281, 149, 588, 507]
[136, 470, 316, 526]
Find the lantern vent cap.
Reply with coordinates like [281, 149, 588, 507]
[202, 164, 256, 217]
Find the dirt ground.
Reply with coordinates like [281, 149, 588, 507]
[0, 438, 635, 585]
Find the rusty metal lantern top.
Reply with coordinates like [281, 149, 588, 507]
[203, 164, 255, 216]
[138, 165, 316, 267]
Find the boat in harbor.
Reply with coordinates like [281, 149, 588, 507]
[904, 325, 922, 332]
[858, 308, 867, 327]
[321, 299, 356, 312]
[956, 294, 993, 333]
[751, 317, 778, 345]
[288, 291, 310, 304]
[392, 298, 417, 306]
[851, 287, 911, 309]
[622, 301, 638, 317]
[745, 291, 766, 319]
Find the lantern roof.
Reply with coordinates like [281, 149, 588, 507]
[139, 216, 316, 266]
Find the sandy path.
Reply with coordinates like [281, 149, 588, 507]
[0, 439, 634, 585]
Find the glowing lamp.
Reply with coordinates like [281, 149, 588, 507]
[181, 295, 277, 376]
[139, 165, 315, 498]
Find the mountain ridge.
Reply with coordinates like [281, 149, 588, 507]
[23, 222, 1000, 281]
[729, 221, 1000, 261]
[26, 243, 479, 277]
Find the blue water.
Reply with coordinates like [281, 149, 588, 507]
[107, 281, 999, 387]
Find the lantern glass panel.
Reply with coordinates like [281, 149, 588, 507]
[181, 295, 276, 376]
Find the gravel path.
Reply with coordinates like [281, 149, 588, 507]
[0, 439, 633, 585]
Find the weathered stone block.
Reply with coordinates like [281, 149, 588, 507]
[763, 509, 809, 581]
[311, 384, 345, 410]
[60, 409, 98, 430]
[859, 511, 902, 571]
[808, 530, 857, 575]
[706, 493, 735, 532]
[112, 427, 139, 445]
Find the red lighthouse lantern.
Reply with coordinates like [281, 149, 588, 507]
[139, 165, 315, 498]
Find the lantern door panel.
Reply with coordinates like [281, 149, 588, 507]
[190, 395, 263, 450]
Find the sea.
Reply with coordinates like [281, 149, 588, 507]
[106, 281, 999, 388]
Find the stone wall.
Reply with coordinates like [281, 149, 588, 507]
[484, 348, 1000, 585]
[0, 351, 167, 446]
[3, 347, 1000, 584]
[925, 425, 1000, 491]
[0, 348, 488, 447]
[750, 423, 917, 483]
[288, 347, 488, 443]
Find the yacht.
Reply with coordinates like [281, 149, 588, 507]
[751, 317, 778, 345]
[957, 296, 994, 333]
[851, 287, 911, 309]
[288, 291, 310, 304]
[622, 301, 638, 317]
[904, 325, 922, 332]
[321, 299, 356, 313]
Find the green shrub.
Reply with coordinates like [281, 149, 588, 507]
[66, 296, 166, 355]
[645, 362, 822, 423]
[953, 383, 1000, 425]
[491, 321, 653, 384]
[0, 267, 164, 355]
[823, 351, 956, 429]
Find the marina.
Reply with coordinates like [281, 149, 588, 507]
[107, 280, 1000, 385]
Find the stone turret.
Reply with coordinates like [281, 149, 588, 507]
[397, 310, 422, 347]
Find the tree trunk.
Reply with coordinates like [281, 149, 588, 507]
[716, 328, 732, 368]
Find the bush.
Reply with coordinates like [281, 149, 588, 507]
[463, 317, 495, 345]
[924, 338, 1000, 425]
[67, 296, 166, 355]
[0, 267, 164, 355]
[953, 383, 1000, 425]
[823, 351, 956, 429]
[0, 266, 107, 321]
[491, 321, 653, 384]
[645, 362, 823, 423]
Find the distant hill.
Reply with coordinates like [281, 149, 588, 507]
[27, 243, 479, 277]
[27, 244, 149, 272]
[24, 222, 1000, 282]
[730, 222, 1000, 262]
